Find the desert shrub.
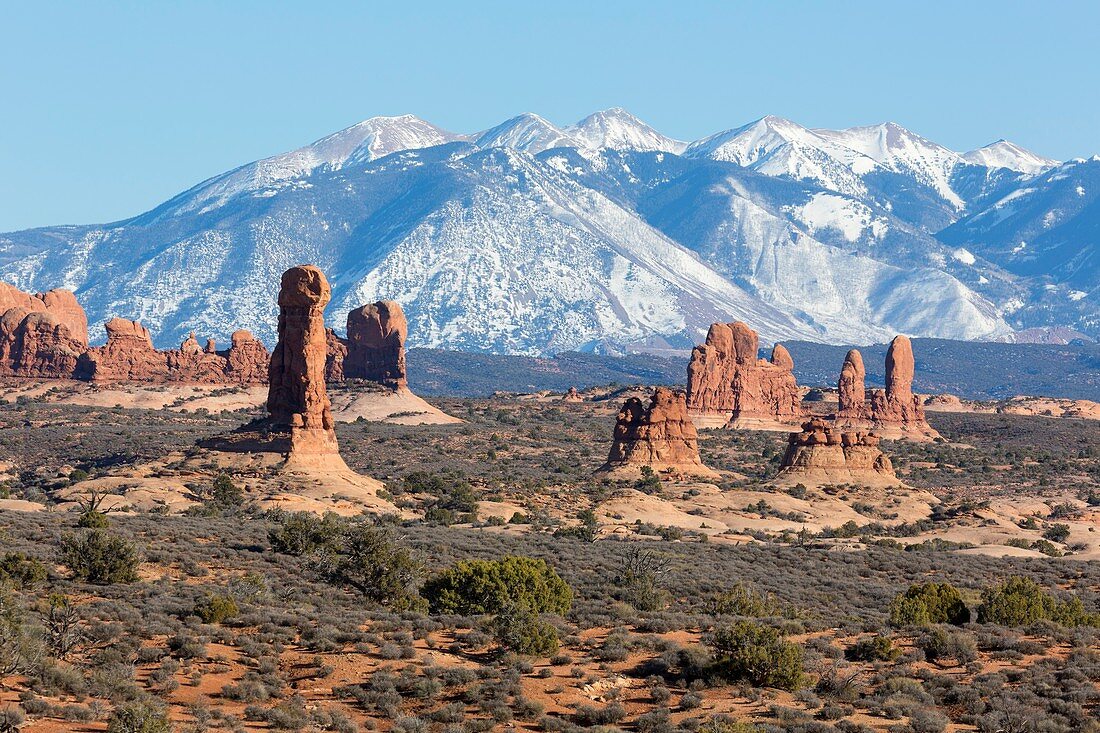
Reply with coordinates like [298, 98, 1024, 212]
[573, 702, 626, 726]
[107, 700, 171, 733]
[711, 582, 780, 617]
[0, 553, 47, 589]
[491, 604, 559, 656]
[0, 708, 25, 733]
[708, 621, 805, 690]
[210, 473, 244, 508]
[268, 511, 345, 556]
[889, 582, 970, 627]
[917, 627, 977, 666]
[58, 530, 139, 585]
[614, 547, 671, 612]
[977, 576, 1099, 627]
[77, 510, 110, 528]
[845, 634, 899, 662]
[422, 556, 571, 615]
[325, 524, 423, 611]
[193, 594, 239, 624]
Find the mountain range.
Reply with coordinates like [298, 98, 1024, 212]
[1, 108, 1096, 355]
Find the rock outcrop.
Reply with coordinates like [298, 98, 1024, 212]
[835, 349, 872, 426]
[0, 308, 87, 378]
[325, 300, 408, 389]
[686, 321, 802, 429]
[76, 319, 270, 385]
[267, 265, 340, 461]
[774, 418, 898, 487]
[1, 284, 89, 378]
[2, 280, 267, 384]
[601, 387, 718, 478]
[225, 331, 270, 384]
[867, 336, 940, 441]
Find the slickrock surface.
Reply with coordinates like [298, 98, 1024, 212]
[686, 321, 802, 430]
[601, 386, 718, 478]
[774, 418, 899, 487]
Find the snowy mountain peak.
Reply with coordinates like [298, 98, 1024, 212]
[682, 116, 880, 197]
[567, 108, 686, 153]
[816, 122, 966, 208]
[474, 113, 578, 154]
[305, 114, 464, 168]
[962, 139, 1058, 175]
[683, 115, 818, 166]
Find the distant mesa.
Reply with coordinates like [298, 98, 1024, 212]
[686, 321, 803, 430]
[773, 417, 899, 488]
[835, 336, 941, 442]
[600, 386, 719, 479]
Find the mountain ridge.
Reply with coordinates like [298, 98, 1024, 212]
[1, 108, 1092, 355]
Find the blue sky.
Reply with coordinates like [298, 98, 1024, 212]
[2, 0, 1097, 231]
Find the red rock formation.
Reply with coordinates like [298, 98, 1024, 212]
[77, 319, 269, 385]
[326, 300, 408, 388]
[1, 281, 268, 385]
[0, 309, 86, 378]
[770, 343, 794, 371]
[344, 300, 407, 386]
[686, 321, 802, 429]
[0, 283, 88, 378]
[602, 387, 718, 477]
[35, 289, 88, 346]
[267, 265, 339, 458]
[225, 330, 269, 384]
[774, 418, 897, 487]
[868, 336, 940, 441]
[836, 349, 872, 424]
[78, 318, 168, 381]
[324, 328, 348, 382]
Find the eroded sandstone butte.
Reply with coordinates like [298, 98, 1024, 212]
[832, 338, 941, 441]
[325, 300, 408, 389]
[686, 321, 802, 429]
[2, 280, 268, 384]
[267, 265, 340, 459]
[601, 386, 718, 478]
[774, 417, 898, 487]
[0, 283, 88, 378]
[76, 319, 269, 384]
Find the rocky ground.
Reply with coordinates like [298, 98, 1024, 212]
[0, 388, 1098, 731]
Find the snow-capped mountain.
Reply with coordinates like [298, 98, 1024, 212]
[567, 108, 686, 153]
[962, 140, 1058, 175]
[0, 109, 1089, 354]
[683, 116, 877, 198]
[937, 155, 1100, 301]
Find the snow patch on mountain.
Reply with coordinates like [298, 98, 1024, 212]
[793, 193, 888, 242]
